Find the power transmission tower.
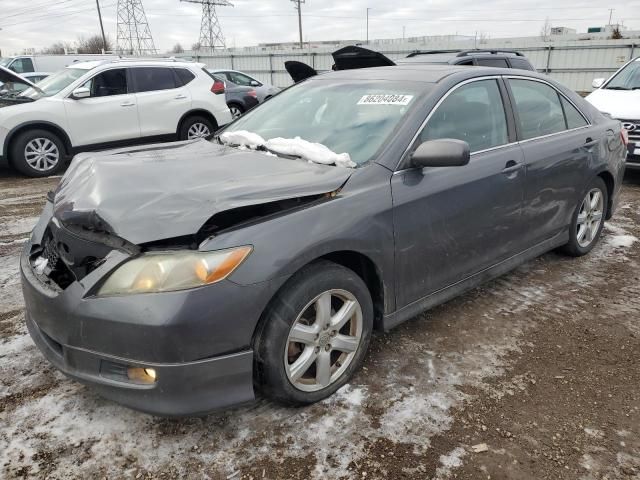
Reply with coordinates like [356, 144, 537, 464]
[116, 0, 157, 55]
[181, 0, 233, 53]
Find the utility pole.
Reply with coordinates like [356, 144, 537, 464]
[96, 0, 107, 53]
[366, 7, 372, 44]
[291, 0, 305, 49]
[608, 8, 614, 24]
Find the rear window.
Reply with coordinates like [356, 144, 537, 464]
[131, 67, 177, 93]
[475, 58, 509, 68]
[174, 68, 196, 87]
[509, 58, 535, 71]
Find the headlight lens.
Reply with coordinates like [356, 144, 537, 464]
[97, 246, 252, 296]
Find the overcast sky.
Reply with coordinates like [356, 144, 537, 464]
[2, 0, 640, 55]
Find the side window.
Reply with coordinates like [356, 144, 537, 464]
[228, 72, 255, 86]
[132, 67, 177, 93]
[509, 58, 535, 71]
[560, 96, 588, 129]
[509, 79, 566, 140]
[10, 58, 34, 74]
[174, 68, 195, 87]
[82, 69, 127, 97]
[476, 58, 509, 68]
[419, 79, 509, 153]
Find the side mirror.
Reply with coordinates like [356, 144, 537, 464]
[250, 80, 261, 87]
[0, 89, 8, 96]
[410, 139, 470, 169]
[71, 87, 91, 99]
[592, 78, 605, 89]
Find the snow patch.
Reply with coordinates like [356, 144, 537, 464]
[1, 216, 39, 237]
[265, 137, 356, 168]
[220, 130, 265, 149]
[434, 446, 466, 479]
[607, 234, 638, 248]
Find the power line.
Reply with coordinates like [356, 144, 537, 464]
[1, 0, 85, 21]
[0, 3, 117, 29]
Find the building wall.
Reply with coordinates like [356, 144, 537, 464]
[184, 37, 639, 93]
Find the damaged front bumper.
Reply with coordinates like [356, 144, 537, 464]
[20, 201, 283, 416]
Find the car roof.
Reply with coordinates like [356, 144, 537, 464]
[310, 64, 545, 84]
[68, 59, 205, 70]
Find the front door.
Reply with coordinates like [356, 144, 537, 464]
[391, 78, 526, 308]
[63, 68, 140, 146]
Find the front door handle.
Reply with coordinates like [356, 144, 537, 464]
[120, 101, 135, 107]
[502, 160, 523, 174]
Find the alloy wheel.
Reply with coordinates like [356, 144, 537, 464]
[284, 289, 363, 392]
[230, 106, 243, 119]
[577, 188, 604, 248]
[24, 138, 59, 172]
[187, 123, 211, 139]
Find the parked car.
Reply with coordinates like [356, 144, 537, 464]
[22, 65, 626, 416]
[0, 54, 116, 74]
[0, 59, 232, 177]
[586, 56, 640, 169]
[0, 71, 50, 96]
[209, 72, 259, 118]
[285, 46, 535, 83]
[209, 68, 280, 102]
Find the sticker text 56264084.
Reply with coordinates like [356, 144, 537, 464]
[357, 94, 414, 106]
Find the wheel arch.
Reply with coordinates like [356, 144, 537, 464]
[176, 109, 219, 136]
[252, 249, 387, 354]
[4, 121, 72, 164]
[596, 170, 615, 220]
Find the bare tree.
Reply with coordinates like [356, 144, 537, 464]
[42, 42, 71, 55]
[77, 34, 113, 54]
[171, 43, 185, 54]
[611, 26, 624, 39]
[192, 42, 201, 52]
[540, 17, 551, 41]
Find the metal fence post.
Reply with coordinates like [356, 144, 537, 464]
[269, 54, 274, 84]
[546, 45, 552, 74]
[631, 43, 636, 60]
[230, 54, 234, 70]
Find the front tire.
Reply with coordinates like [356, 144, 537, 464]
[228, 103, 244, 119]
[255, 261, 373, 406]
[11, 129, 64, 177]
[560, 177, 608, 257]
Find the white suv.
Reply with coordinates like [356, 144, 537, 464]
[0, 59, 232, 177]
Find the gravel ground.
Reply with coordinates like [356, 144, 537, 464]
[1, 169, 639, 480]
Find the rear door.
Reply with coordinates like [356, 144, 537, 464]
[131, 67, 192, 137]
[505, 77, 592, 245]
[63, 67, 141, 145]
[391, 77, 526, 308]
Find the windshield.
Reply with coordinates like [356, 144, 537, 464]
[221, 79, 425, 165]
[19, 68, 88, 99]
[605, 59, 640, 90]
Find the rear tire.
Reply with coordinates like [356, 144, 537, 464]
[559, 177, 608, 257]
[11, 129, 65, 177]
[228, 103, 244, 119]
[179, 115, 215, 140]
[255, 261, 373, 406]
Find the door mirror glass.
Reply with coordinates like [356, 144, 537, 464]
[592, 78, 605, 89]
[250, 80, 261, 87]
[411, 139, 470, 168]
[71, 86, 91, 99]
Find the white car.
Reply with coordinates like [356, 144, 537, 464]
[0, 59, 232, 177]
[586, 57, 640, 169]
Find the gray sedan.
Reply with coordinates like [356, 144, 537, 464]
[209, 68, 280, 102]
[21, 65, 626, 416]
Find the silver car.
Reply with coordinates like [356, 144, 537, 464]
[209, 69, 280, 103]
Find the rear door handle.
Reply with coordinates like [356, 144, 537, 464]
[502, 160, 523, 174]
[120, 101, 135, 107]
[174, 94, 187, 100]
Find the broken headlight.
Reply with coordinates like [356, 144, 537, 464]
[97, 246, 252, 296]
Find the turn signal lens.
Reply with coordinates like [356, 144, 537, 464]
[98, 246, 252, 296]
[621, 128, 629, 146]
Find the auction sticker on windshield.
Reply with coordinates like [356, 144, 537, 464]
[357, 94, 414, 106]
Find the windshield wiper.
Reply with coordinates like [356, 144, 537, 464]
[605, 86, 631, 90]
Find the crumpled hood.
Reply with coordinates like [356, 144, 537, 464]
[53, 140, 353, 244]
[0, 65, 36, 88]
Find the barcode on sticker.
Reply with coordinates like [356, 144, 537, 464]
[357, 94, 414, 106]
